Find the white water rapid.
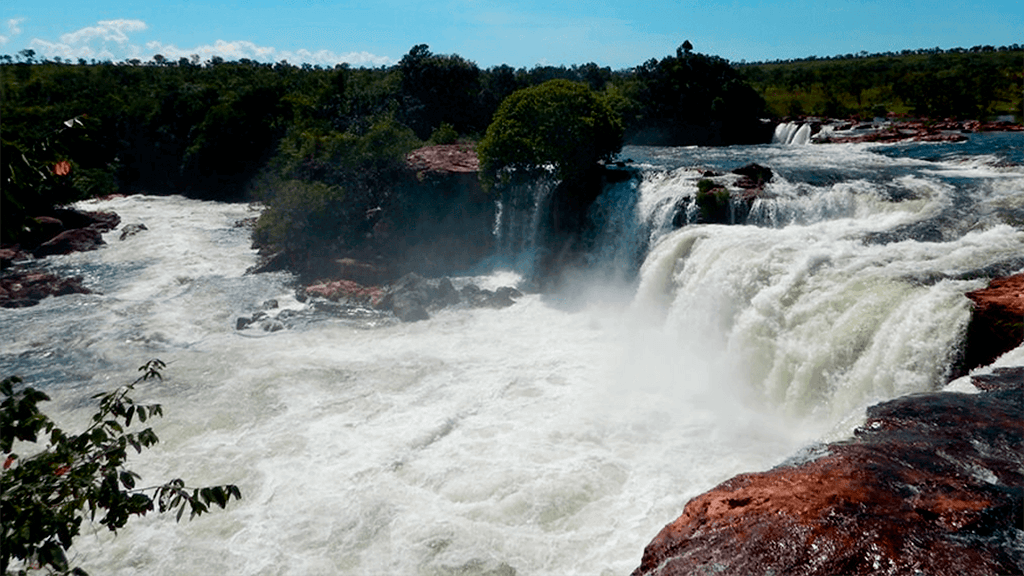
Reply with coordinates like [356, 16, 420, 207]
[3, 134, 1023, 575]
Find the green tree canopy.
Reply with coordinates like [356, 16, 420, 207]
[477, 79, 623, 190]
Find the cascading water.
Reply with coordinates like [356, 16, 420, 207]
[3, 133, 1022, 575]
[772, 121, 812, 145]
[493, 177, 558, 278]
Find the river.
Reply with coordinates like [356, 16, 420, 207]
[2, 132, 1022, 575]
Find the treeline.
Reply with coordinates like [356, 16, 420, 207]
[739, 43, 1023, 65]
[738, 48, 1023, 120]
[1, 43, 765, 245]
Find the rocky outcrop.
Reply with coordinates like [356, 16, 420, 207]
[374, 272, 523, 322]
[19, 209, 121, 258]
[376, 273, 460, 322]
[672, 164, 776, 226]
[406, 144, 480, 174]
[961, 273, 1024, 373]
[1, 209, 122, 308]
[299, 279, 383, 307]
[0, 271, 92, 308]
[630, 369, 1024, 576]
[250, 144, 495, 286]
[32, 227, 106, 258]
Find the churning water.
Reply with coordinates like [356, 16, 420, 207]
[3, 133, 1023, 575]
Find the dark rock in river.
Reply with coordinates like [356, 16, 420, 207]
[33, 228, 105, 257]
[0, 271, 92, 308]
[374, 273, 522, 322]
[119, 223, 148, 240]
[730, 163, 774, 191]
[630, 370, 1024, 576]
[0, 209, 122, 306]
[0, 247, 31, 270]
[375, 273, 451, 322]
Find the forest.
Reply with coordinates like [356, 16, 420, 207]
[2, 43, 1021, 251]
[737, 45, 1023, 120]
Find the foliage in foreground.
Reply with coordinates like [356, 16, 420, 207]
[1, 360, 241, 576]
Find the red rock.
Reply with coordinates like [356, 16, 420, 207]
[302, 279, 382, 306]
[962, 274, 1024, 373]
[631, 381, 1024, 576]
[0, 270, 92, 308]
[406, 144, 480, 174]
[0, 248, 30, 269]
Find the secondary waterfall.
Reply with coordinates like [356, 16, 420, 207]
[773, 121, 812, 145]
[3, 133, 1022, 575]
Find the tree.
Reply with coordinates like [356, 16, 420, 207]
[398, 44, 484, 139]
[1, 360, 241, 575]
[631, 46, 767, 145]
[477, 79, 623, 190]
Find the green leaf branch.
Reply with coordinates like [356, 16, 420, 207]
[1, 360, 241, 576]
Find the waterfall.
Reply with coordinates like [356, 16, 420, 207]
[3, 135, 1022, 576]
[772, 121, 812, 145]
[492, 177, 557, 278]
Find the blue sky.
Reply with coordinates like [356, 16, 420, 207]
[2, 1, 1021, 69]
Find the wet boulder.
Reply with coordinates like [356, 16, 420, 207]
[118, 223, 148, 240]
[32, 228, 105, 257]
[375, 273, 449, 322]
[0, 248, 30, 270]
[0, 271, 92, 308]
[375, 273, 523, 322]
[630, 370, 1024, 576]
[730, 163, 774, 191]
[461, 284, 523, 309]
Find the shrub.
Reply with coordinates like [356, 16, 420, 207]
[253, 177, 347, 252]
[429, 122, 459, 145]
[695, 179, 731, 222]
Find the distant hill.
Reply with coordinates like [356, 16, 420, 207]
[736, 45, 1023, 121]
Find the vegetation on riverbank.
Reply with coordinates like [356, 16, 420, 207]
[2, 43, 1020, 256]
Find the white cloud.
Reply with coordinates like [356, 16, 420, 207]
[279, 48, 392, 67]
[146, 40, 391, 67]
[1, 17, 26, 46]
[8, 18, 24, 36]
[25, 19, 392, 66]
[60, 19, 147, 46]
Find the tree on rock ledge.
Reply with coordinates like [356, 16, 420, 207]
[477, 79, 623, 191]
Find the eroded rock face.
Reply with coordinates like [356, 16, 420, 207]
[631, 371, 1024, 576]
[962, 273, 1024, 373]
